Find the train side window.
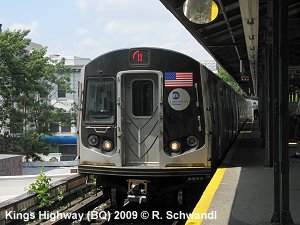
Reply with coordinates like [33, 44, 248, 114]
[132, 80, 153, 116]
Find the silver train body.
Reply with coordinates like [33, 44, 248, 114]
[77, 48, 249, 206]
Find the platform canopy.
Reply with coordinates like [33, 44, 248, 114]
[159, 0, 300, 97]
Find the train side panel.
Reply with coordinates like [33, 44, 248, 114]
[199, 64, 248, 169]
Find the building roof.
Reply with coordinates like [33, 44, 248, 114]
[49, 55, 91, 67]
[25, 42, 42, 52]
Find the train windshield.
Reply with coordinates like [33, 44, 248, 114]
[84, 78, 115, 123]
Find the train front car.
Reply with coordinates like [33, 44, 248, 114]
[78, 48, 210, 208]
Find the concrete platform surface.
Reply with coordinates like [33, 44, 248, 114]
[187, 120, 300, 225]
[0, 154, 21, 160]
[0, 166, 78, 203]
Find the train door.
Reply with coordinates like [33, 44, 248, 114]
[209, 78, 220, 166]
[224, 87, 230, 146]
[232, 93, 238, 137]
[117, 71, 163, 166]
[218, 83, 228, 155]
[228, 90, 233, 142]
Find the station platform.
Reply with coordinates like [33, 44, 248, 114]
[186, 120, 300, 225]
[0, 166, 77, 203]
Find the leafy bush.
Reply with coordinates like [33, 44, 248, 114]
[26, 168, 65, 209]
[26, 168, 53, 208]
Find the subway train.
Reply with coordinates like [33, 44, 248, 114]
[77, 48, 249, 208]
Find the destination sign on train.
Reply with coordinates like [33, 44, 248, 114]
[129, 49, 150, 66]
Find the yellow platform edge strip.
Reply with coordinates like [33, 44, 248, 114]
[185, 168, 226, 225]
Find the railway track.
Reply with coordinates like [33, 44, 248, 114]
[44, 199, 185, 225]
[0, 174, 100, 225]
[0, 174, 204, 225]
[37, 196, 187, 225]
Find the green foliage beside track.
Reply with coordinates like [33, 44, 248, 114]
[216, 66, 247, 97]
[26, 168, 64, 208]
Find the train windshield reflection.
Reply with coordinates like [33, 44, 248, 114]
[84, 78, 115, 123]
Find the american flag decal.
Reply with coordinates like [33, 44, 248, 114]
[164, 72, 193, 87]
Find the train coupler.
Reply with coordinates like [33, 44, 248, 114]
[127, 179, 148, 204]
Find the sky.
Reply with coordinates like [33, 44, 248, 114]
[0, 0, 214, 62]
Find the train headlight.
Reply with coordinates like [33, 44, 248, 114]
[102, 140, 113, 151]
[169, 141, 181, 152]
[186, 136, 198, 147]
[88, 135, 99, 146]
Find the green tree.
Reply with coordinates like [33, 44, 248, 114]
[216, 66, 246, 97]
[0, 29, 72, 157]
